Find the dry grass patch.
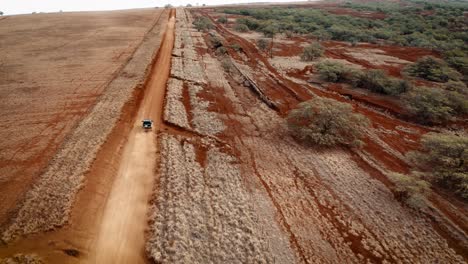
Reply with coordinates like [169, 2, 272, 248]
[1, 11, 167, 242]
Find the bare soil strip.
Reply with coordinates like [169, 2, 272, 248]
[87, 10, 176, 264]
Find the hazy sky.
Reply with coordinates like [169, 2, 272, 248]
[0, 0, 307, 15]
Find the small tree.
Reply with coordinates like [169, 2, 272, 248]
[260, 23, 278, 58]
[164, 4, 173, 8]
[301, 42, 324, 61]
[408, 133, 468, 199]
[0, 11, 3, 16]
[217, 16, 228, 24]
[287, 97, 370, 147]
[404, 56, 462, 82]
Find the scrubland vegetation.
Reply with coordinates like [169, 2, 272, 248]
[223, 1, 467, 54]
[408, 132, 468, 199]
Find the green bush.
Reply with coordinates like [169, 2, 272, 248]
[256, 38, 270, 51]
[217, 16, 228, 24]
[315, 60, 360, 83]
[234, 23, 249, 32]
[287, 97, 370, 147]
[408, 132, 468, 199]
[230, 43, 242, 52]
[404, 56, 462, 82]
[300, 42, 324, 61]
[193, 17, 213, 32]
[388, 173, 430, 209]
[403, 86, 455, 124]
[356, 69, 410, 95]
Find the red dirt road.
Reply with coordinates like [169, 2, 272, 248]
[87, 11, 175, 264]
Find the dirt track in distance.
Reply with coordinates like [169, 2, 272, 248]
[87, 10, 176, 264]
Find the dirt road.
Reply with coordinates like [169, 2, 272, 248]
[88, 10, 175, 264]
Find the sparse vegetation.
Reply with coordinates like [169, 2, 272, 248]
[404, 56, 462, 82]
[287, 97, 370, 147]
[193, 16, 213, 32]
[164, 4, 172, 9]
[408, 132, 468, 199]
[300, 42, 324, 61]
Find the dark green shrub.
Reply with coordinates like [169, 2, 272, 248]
[287, 97, 370, 147]
[408, 132, 468, 199]
[404, 56, 462, 82]
[300, 42, 324, 61]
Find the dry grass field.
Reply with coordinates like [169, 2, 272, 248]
[0, 7, 170, 263]
[0, 8, 165, 230]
